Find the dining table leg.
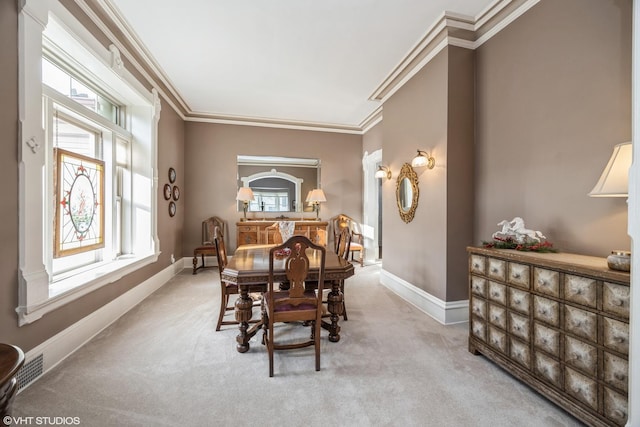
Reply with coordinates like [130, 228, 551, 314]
[235, 286, 254, 353]
[326, 280, 343, 342]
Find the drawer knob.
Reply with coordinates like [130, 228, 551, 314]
[473, 263, 480, 269]
[540, 309, 548, 315]
[576, 289, 582, 295]
[514, 299, 521, 305]
[573, 320, 582, 327]
[541, 338, 548, 344]
[614, 372, 626, 381]
[513, 273, 521, 279]
[537, 278, 547, 286]
[613, 299, 624, 307]
[614, 336, 626, 344]
[491, 267, 498, 273]
[574, 353, 582, 360]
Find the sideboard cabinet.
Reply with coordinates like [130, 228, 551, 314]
[236, 220, 328, 247]
[467, 247, 630, 427]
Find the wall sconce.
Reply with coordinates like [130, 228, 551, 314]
[306, 188, 327, 220]
[236, 187, 255, 221]
[375, 165, 392, 180]
[411, 150, 435, 169]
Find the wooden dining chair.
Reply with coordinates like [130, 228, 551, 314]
[262, 235, 326, 377]
[193, 216, 225, 274]
[331, 214, 364, 267]
[214, 227, 263, 331]
[335, 227, 352, 320]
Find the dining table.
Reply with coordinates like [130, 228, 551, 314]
[221, 244, 355, 353]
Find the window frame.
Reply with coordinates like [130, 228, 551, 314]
[17, 0, 160, 325]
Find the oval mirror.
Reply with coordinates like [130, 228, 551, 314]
[396, 163, 419, 223]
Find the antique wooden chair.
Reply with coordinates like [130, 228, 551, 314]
[335, 227, 352, 320]
[214, 227, 264, 331]
[331, 214, 364, 267]
[262, 235, 326, 377]
[193, 216, 225, 274]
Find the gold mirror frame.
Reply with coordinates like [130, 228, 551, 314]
[396, 163, 419, 223]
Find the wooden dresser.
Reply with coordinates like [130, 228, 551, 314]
[236, 220, 328, 247]
[467, 247, 630, 427]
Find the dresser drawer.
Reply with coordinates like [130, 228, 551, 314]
[509, 311, 530, 342]
[534, 351, 562, 389]
[564, 275, 597, 308]
[470, 254, 486, 275]
[564, 336, 597, 376]
[237, 225, 258, 232]
[487, 258, 506, 281]
[508, 287, 530, 315]
[470, 317, 486, 342]
[564, 306, 597, 343]
[603, 282, 630, 319]
[488, 326, 507, 354]
[510, 337, 530, 369]
[238, 232, 258, 245]
[470, 276, 487, 297]
[470, 297, 487, 320]
[565, 367, 598, 411]
[603, 387, 628, 426]
[603, 317, 629, 355]
[603, 352, 628, 393]
[488, 304, 507, 329]
[508, 262, 529, 288]
[533, 296, 559, 327]
[533, 322, 560, 357]
[488, 281, 506, 305]
[533, 267, 559, 297]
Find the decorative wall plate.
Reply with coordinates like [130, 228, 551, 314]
[168, 167, 176, 183]
[169, 201, 176, 217]
[172, 185, 180, 201]
[163, 184, 172, 200]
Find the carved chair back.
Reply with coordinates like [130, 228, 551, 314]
[203, 216, 225, 246]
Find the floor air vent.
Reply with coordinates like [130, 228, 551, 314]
[16, 353, 43, 391]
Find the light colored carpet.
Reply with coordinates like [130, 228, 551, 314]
[13, 264, 583, 427]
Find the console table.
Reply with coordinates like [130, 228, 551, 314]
[467, 247, 629, 427]
[236, 220, 328, 247]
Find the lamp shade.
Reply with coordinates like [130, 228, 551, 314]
[411, 150, 435, 169]
[236, 187, 255, 201]
[589, 142, 632, 197]
[307, 189, 326, 203]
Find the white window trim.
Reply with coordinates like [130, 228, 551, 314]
[17, 0, 160, 326]
[240, 169, 303, 211]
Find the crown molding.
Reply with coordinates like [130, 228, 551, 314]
[85, 0, 539, 134]
[369, 0, 540, 103]
[185, 112, 363, 135]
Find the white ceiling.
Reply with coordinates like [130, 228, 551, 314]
[107, 0, 496, 129]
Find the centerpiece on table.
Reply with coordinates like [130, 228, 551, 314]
[483, 217, 556, 252]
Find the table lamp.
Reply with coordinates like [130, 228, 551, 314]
[236, 187, 254, 221]
[589, 142, 632, 271]
[307, 189, 326, 220]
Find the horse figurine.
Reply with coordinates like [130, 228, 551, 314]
[510, 217, 545, 243]
[492, 217, 546, 244]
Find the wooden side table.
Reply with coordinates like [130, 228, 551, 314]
[0, 344, 24, 418]
[192, 245, 217, 274]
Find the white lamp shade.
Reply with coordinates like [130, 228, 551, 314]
[589, 142, 632, 197]
[236, 187, 255, 201]
[411, 154, 429, 168]
[307, 189, 327, 203]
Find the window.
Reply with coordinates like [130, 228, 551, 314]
[17, 2, 160, 325]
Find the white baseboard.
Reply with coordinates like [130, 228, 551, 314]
[21, 261, 184, 390]
[379, 269, 468, 325]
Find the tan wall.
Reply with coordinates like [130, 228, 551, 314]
[382, 49, 451, 301]
[475, 0, 632, 256]
[183, 123, 362, 253]
[363, 121, 383, 155]
[0, 3, 185, 351]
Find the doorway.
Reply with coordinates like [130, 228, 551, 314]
[362, 149, 383, 262]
